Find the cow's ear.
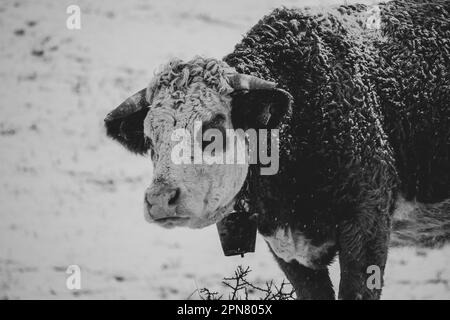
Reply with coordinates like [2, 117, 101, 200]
[231, 88, 292, 130]
[104, 88, 151, 155]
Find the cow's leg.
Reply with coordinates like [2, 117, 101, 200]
[270, 249, 335, 300]
[337, 216, 390, 300]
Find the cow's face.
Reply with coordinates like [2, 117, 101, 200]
[105, 57, 291, 229]
[141, 75, 249, 229]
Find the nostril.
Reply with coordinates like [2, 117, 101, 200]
[145, 196, 153, 209]
[168, 188, 181, 206]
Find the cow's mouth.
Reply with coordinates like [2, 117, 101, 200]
[153, 216, 190, 227]
[155, 216, 189, 222]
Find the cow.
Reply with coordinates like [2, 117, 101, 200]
[104, 0, 449, 299]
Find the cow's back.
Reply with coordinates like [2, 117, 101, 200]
[375, 0, 449, 203]
[225, 0, 449, 207]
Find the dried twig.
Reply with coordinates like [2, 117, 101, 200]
[198, 265, 295, 300]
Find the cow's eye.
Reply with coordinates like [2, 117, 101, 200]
[203, 114, 226, 131]
[201, 114, 226, 152]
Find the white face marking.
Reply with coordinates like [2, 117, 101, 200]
[366, 5, 381, 30]
[264, 226, 335, 269]
[141, 58, 249, 229]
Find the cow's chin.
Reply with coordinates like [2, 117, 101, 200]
[152, 215, 217, 229]
[149, 205, 233, 230]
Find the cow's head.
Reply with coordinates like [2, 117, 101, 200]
[105, 57, 291, 229]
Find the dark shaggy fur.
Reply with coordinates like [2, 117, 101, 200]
[224, 0, 449, 299]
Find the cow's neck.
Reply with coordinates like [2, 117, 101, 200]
[231, 169, 252, 215]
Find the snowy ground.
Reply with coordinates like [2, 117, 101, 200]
[0, 0, 448, 300]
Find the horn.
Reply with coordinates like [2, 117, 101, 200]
[227, 74, 277, 91]
[104, 88, 148, 122]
